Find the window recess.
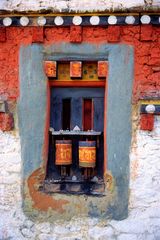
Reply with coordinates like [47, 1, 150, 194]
[44, 61, 107, 196]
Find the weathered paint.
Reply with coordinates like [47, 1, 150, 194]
[0, 0, 160, 13]
[106, 45, 133, 219]
[27, 168, 69, 213]
[18, 43, 133, 221]
[19, 45, 47, 177]
[0, 26, 160, 101]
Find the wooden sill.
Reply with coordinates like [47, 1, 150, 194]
[49, 80, 105, 88]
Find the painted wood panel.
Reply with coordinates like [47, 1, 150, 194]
[50, 87, 104, 131]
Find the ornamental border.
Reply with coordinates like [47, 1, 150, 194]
[0, 14, 160, 27]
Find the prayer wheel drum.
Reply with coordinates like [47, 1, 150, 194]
[79, 141, 96, 168]
[55, 140, 72, 165]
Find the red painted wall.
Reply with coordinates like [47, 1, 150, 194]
[0, 25, 160, 102]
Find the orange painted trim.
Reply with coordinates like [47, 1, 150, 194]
[49, 80, 105, 88]
[104, 78, 108, 172]
[43, 81, 51, 174]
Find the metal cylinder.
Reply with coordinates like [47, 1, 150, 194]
[79, 141, 96, 168]
[55, 140, 72, 165]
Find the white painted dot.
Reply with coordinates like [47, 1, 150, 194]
[3, 17, 12, 27]
[37, 16, 46, 26]
[145, 104, 156, 113]
[54, 16, 64, 26]
[20, 16, 29, 26]
[140, 15, 151, 24]
[72, 16, 82, 26]
[125, 16, 135, 25]
[108, 16, 117, 25]
[90, 16, 100, 25]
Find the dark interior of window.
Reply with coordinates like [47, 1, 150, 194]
[44, 87, 105, 196]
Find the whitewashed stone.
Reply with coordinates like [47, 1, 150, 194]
[110, 219, 148, 234]
[53, 226, 70, 235]
[38, 233, 56, 240]
[23, 219, 34, 229]
[0, 113, 160, 239]
[0, 0, 159, 12]
[69, 225, 81, 232]
[36, 222, 51, 234]
[89, 226, 114, 239]
[117, 234, 137, 240]
[98, 226, 115, 239]
[21, 228, 35, 238]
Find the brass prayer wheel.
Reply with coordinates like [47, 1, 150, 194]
[79, 141, 96, 168]
[55, 140, 72, 165]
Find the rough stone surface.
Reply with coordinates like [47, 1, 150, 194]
[0, 116, 160, 239]
[0, 0, 160, 12]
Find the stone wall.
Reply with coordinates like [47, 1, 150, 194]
[0, 25, 160, 101]
[0, 0, 160, 12]
[1, 115, 160, 239]
[0, 15, 160, 239]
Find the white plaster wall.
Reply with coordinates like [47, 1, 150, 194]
[0, 116, 160, 239]
[0, 0, 160, 12]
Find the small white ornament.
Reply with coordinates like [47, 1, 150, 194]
[20, 17, 29, 26]
[140, 15, 151, 24]
[37, 16, 46, 26]
[145, 104, 156, 113]
[72, 16, 82, 25]
[90, 16, 100, 25]
[125, 16, 135, 25]
[108, 16, 117, 25]
[54, 16, 64, 26]
[73, 125, 80, 131]
[3, 17, 12, 27]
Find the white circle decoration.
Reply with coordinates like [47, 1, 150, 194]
[3, 17, 12, 27]
[37, 16, 46, 26]
[125, 16, 135, 25]
[108, 16, 117, 25]
[90, 16, 100, 25]
[20, 16, 29, 26]
[54, 16, 64, 26]
[140, 15, 151, 24]
[145, 104, 156, 114]
[72, 16, 82, 25]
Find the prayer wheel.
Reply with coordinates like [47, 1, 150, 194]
[79, 141, 96, 168]
[55, 140, 72, 165]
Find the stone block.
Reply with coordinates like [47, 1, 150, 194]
[140, 114, 154, 131]
[98, 61, 108, 78]
[0, 113, 14, 131]
[36, 222, 51, 234]
[70, 26, 82, 43]
[32, 27, 44, 43]
[70, 61, 82, 78]
[44, 61, 57, 78]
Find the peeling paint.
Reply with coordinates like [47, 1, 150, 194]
[27, 168, 69, 213]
